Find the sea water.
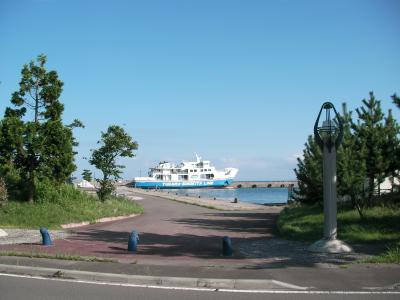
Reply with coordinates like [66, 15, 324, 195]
[168, 187, 288, 205]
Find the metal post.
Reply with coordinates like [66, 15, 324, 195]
[323, 145, 337, 239]
[308, 102, 352, 253]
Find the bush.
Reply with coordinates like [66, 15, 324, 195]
[96, 179, 115, 201]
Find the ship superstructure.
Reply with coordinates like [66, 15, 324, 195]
[133, 155, 238, 189]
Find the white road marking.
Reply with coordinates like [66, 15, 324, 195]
[0, 273, 399, 294]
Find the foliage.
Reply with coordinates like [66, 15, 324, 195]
[89, 125, 138, 201]
[392, 93, 400, 110]
[81, 169, 92, 182]
[337, 103, 367, 217]
[293, 135, 323, 205]
[0, 54, 83, 202]
[0, 177, 8, 206]
[383, 108, 400, 193]
[0, 182, 143, 228]
[352, 92, 388, 202]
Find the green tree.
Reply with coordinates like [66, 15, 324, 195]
[293, 135, 323, 205]
[383, 109, 400, 192]
[392, 93, 400, 110]
[89, 125, 138, 201]
[82, 169, 92, 182]
[337, 103, 367, 217]
[352, 92, 387, 202]
[0, 54, 82, 202]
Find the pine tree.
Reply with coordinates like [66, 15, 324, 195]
[352, 92, 387, 202]
[82, 169, 92, 182]
[337, 103, 367, 217]
[0, 55, 83, 202]
[392, 93, 400, 110]
[293, 135, 323, 205]
[383, 109, 400, 192]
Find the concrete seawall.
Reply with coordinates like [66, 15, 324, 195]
[232, 181, 298, 188]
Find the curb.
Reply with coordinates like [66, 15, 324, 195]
[0, 263, 308, 291]
[61, 214, 138, 229]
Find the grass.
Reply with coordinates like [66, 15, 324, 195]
[0, 251, 116, 262]
[277, 203, 400, 244]
[361, 245, 400, 264]
[277, 197, 400, 263]
[0, 183, 143, 229]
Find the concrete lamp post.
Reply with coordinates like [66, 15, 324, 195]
[308, 102, 353, 253]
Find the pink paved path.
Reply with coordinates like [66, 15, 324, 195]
[0, 192, 282, 266]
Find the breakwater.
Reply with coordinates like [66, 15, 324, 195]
[232, 181, 298, 188]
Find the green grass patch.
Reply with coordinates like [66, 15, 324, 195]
[0, 183, 143, 229]
[0, 251, 116, 262]
[361, 245, 400, 264]
[277, 202, 400, 244]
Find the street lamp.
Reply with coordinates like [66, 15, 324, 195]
[308, 102, 352, 253]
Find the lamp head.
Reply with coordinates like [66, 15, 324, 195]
[314, 102, 343, 151]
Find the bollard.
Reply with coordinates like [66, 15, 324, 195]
[222, 236, 233, 257]
[128, 230, 139, 253]
[40, 227, 52, 246]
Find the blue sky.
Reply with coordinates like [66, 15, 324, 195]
[0, 0, 399, 180]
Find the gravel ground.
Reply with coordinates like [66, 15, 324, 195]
[0, 229, 72, 245]
[236, 238, 373, 266]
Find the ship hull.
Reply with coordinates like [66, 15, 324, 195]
[133, 179, 233, 189]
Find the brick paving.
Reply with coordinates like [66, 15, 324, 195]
[0, 188, 376, 267]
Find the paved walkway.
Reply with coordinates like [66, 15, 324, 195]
[0, 188, 376, 267]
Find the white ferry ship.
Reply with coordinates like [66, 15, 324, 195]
[133, 155, 238, 189]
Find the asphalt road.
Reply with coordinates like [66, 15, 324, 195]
[1, 274, 399, 300]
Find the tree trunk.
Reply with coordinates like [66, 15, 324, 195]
[368, 177, 374, 206]
[27, 174, 34, 203]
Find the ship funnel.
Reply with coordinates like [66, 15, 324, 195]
[195, 153, 201, 162]
[225, 168, 239, 179]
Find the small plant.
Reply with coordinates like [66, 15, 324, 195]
[361, 245, 400, 264]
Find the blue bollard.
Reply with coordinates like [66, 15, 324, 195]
[222, 236, 233, 257]
[40, 227, 52, 246]
[128, 230, 139, 253]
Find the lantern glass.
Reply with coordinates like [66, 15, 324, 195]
[318, 114, 338, 142]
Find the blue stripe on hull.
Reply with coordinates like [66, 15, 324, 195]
[133, 179, 233, 189]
